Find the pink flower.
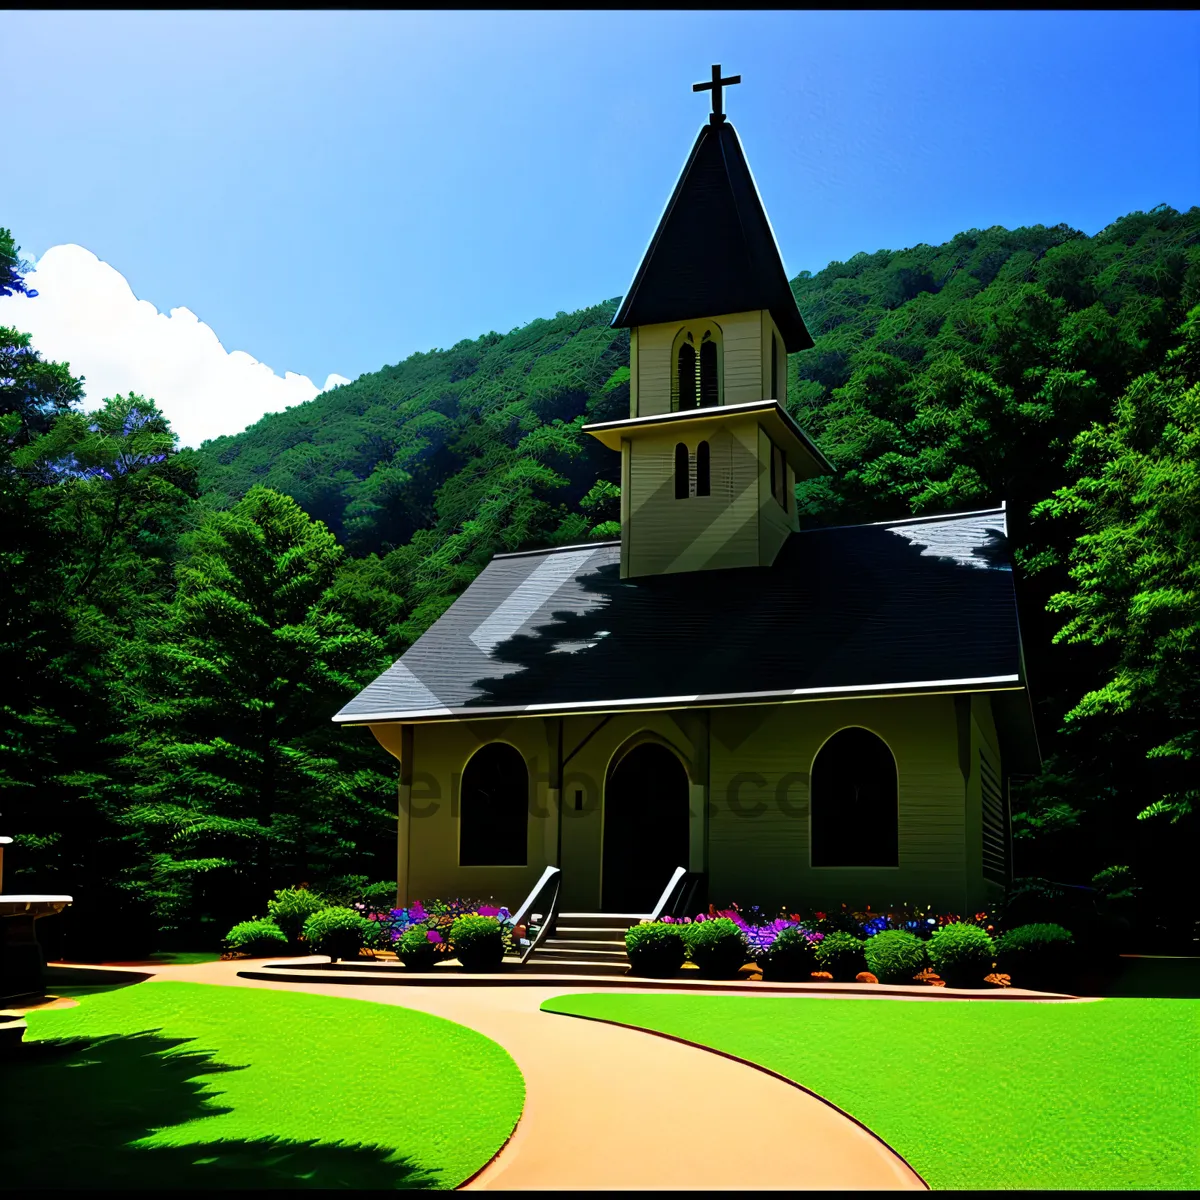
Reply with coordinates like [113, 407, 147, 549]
[426, 929, 444, 944]
[478, 904, 500, 917]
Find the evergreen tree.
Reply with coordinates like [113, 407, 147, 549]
[117, 486, 394, 937]
[2, 393, 199, 955]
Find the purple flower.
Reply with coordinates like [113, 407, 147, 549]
[410, 901, 428, 923]
[426, 929, 444, 944]
[478, 904, 500, 917]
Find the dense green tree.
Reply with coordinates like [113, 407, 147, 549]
[2, 393, 200, 954]
[116, 486, 394, 936]
[1034, 308, 1199, 833]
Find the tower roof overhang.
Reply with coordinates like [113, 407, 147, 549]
[582, 399, 836, 480]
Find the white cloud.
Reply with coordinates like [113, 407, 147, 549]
[0, 245, 350, 448]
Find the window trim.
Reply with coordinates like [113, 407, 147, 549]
[674, 442, 689, 499]
[671, 322, 723, 412]
[808, 726, 900, 870]
[458, 741, 530, 868]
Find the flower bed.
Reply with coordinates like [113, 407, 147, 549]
[222, 885, 515, 969]
[638, 901, 1079, 990]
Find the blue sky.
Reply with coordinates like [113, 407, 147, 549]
[3, 10, 1199, 441]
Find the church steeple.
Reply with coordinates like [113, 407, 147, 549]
[586, 68, 832, 581]
[611, 65, 814, 353]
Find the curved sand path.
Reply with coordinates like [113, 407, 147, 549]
[52, 959, 926, 1191]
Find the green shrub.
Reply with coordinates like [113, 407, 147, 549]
[626, 922, 687, 977]
[267, 887, 327, 944]
[927, 921, 997, 988]
[450, 915, 505, 972]
[302, 906, 370, 962]
[759, 926, 818, 981]
[397, 924, 443, 970]
[863, 929, 927, 983]
[686, 917, 748, 979]
[996, 923, 1077, 990]
[224, 919, 288, 957]
[360, 881, 398, 912]
[814, 931, 868, 981]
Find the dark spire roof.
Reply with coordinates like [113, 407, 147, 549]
[611, 119, 815, 353]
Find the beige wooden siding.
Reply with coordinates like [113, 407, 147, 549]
[558, 710, 706, 911]
[629, 327, 639, 417]
[760, 311, 786, 404]
[384, 694, 977, 916]
[619, 438, 631, 578]
[402, 719, 555, 910]
[719, 311, 763, 405]
[707, 696, 970, 913]
[758, 424, 793, 567]
[627, 424, 761, 576]
[632, 312, 765, 417]
[636, 323, 673, 416]
[970, 693, 1006, 906]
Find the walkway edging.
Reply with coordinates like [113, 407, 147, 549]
[237, 964, 1086, 1001]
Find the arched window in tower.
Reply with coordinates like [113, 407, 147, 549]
[699, 333, 719, 407]
[674, 442, 689, 499]
[672, 323, 722, 412]
[695, 440, 710, 496]
[460, 742, 528, 867]
[677, 340, 697, 411]
[810, 727, 899, 868]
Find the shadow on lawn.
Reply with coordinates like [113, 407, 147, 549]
[3, 1029, 438, 1190]
[1092, 955, 1200, 999]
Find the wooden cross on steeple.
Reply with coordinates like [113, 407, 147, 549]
[693, 63, 741, 125]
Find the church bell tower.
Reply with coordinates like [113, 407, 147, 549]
[584, 65, 834, 580]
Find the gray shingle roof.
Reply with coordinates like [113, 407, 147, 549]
[335, 507, 1034, 759]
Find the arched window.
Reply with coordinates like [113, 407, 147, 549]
[700, 334, 718, 407]
[810, 728, 898, 867]
[460, 743, 528, 866]
[674, 442, 689, 499]
[672, 322, 722, 411]
[695, 440, 710, 496]
[677, 341, 697, 411]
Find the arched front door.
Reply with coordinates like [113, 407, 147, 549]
[602, 742, 690, 913]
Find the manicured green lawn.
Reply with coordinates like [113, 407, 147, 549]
[542, 993, 1200, 1190]
[8, 980, 523, 1190]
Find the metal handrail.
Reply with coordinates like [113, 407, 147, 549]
[519, 872, 562, 965]
[648, 866, 688, 921]
[648, 866, 706, 921]
[507, 865, 560, 931]
[502, 865, 562, 963]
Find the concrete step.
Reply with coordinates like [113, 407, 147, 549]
[545, 932, 630, 949]
[536, 945, 628, 962]
[556, 912, 645, 931]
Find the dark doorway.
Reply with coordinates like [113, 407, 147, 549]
[602, 742, 690, 912]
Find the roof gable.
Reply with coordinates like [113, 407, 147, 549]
[611, 121, 814, 353]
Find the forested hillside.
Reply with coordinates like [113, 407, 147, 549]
[3, 204, 1198, 954]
